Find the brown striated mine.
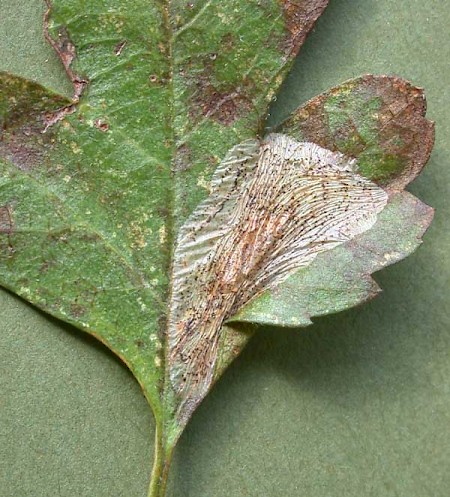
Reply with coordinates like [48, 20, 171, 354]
[169, 133, 388, 421]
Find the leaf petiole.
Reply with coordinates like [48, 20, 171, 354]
[148, 423, 174, 497]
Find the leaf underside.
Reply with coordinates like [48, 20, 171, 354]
[0, 0, 434, 487]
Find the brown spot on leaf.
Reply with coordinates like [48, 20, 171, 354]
[280, 0, 329, 56]
[70, 303, 86, 318]
[94, 119, 110, 132]
[193, 78, 252, 125]
[220, 33, 235, 51]
[186, 49, 258, 126]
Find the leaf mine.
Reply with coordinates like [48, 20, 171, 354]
[169, 133, 387, 418]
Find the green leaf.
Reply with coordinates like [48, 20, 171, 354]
[0, 3, 434, 497]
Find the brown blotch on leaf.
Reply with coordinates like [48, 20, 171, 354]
[94, 119, 110, 132]
[277, 75, 435, 192]
[374, 78, 434, 190]
[280, 0, 329, 57]
[193, 79, 252, 125]
[186, 53, 255, 125]
[0, 136, 43, 171]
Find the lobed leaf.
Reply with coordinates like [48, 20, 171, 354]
[0, 0, 330, 476]
[0, 3, 435, 495]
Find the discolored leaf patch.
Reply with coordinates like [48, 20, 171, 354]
[276, 75, 435, 191]
[192, 77, 253, 126]
[281, 0, 329, 55]
[0, 72, 69, 129]
[0, 74, 70, 171]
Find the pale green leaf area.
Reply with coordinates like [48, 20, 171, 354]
[1, 1, 449, 497]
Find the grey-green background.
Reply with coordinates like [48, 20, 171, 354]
[1, 1, 449, 496]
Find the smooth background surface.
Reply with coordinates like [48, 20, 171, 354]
[1, 1, 449, 496]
